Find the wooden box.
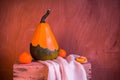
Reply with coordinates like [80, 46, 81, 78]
[13, 62, 91, 80]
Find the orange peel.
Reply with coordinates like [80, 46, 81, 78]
[75, 56, 87, 63]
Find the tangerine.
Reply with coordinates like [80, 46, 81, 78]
[59, 49, 67, 58]
[18, 52, 32, 64]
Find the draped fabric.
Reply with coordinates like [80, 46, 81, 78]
[39, 54, 87, 80]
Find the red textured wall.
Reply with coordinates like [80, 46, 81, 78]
[0, 0, 120, 80]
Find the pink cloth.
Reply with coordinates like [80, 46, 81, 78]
[39, 54, 87, 80]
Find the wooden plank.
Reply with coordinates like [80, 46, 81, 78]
[83, 63, 92, 80]
[13, 62, 48, 80]
[13, 62, 91, 80]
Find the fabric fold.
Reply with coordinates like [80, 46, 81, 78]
[39, 54, 87, 80]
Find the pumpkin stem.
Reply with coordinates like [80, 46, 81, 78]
[40, 9, 51, 23]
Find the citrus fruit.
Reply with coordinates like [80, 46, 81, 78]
[59, 49, 67, 58]
[18, 52, 32, 64]
[75, 56, 87, 63]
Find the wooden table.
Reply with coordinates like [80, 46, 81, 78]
[13, 62, 91, 80]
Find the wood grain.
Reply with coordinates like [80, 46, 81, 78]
[0, 0, 120, 80]
[13, 62, 48, 80]
[13, 62, 91, 80]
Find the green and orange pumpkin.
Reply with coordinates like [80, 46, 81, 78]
[30, 9, 59, 60]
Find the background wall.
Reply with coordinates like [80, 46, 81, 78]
[0, 0, 120, 80]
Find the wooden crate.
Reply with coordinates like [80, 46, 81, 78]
[13, 62, 91, 80]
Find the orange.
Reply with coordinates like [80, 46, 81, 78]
[59, 49, 67, 58]
[18, 52, 32, 64]
[75, 56, 87, 63]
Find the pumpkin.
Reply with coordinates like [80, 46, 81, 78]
[30, 9, 59, 60]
